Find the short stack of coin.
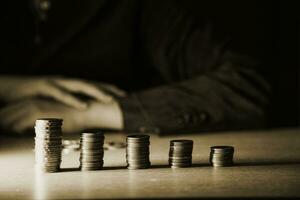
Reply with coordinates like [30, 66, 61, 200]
[126, 135, 151, 169]
[209, 146, 234, 167]
[169, 140, 193, 168]
[34, 118, 63, 173]
[80, 132, 105, 171]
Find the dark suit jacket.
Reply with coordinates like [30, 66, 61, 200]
[0, 0, 270, 134]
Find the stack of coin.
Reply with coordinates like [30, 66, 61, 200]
[169, 140, 193, 168]
[34, 118, 63, 173]
[209, 146, 234, 167]
[126, 135, 151, 169]
[80, 132, 105, 171]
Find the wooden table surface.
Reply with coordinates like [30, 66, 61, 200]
[0, 128, 300, 199]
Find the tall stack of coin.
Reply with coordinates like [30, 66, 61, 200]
[209, 146, 234, 167]
[80, 132, 105, 171]
[126, 135, 151, 169]
[35, 118, 63, 173]
[169, 140, 193, 168]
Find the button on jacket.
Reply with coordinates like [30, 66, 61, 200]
[0, 0, 270, 134]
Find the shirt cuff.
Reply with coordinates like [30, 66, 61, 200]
[118, 94, 159, 133]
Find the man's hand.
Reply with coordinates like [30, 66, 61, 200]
[0, 76, 124, 109]
[0, 98, 124, 134]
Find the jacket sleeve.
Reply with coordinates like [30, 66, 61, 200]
[118, 0, 270, 134]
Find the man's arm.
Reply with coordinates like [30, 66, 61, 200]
[118, 0, 270, 134]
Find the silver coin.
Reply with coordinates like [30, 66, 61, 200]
[36, 118, 63, 122]
[35, 125, 62, 129]
[80, 138, 104, 141]
[126, 150, 149, 153]
[210, 146, 234, 153]
[210, 152, 234, 156]
[80, 152, 103, 156]
[35, 161, 61, 164]
[35, 141, 62, 145]
[126, 139, 150, 143]
[127, 165, 150, 170]
[169, 160, 192, 164]
[35, 154, 61, 158]
[126, 154, 150, 158]
[35, 144, 62, 148]
[34, 127, 62, 131]
[80, 164, 103, 168]
[81, 132, 104, 136]
[170, 139, 193, 145]
[126, 156, 149, 159]
[80, 140, 104, 144]
[170, 161, 192, 165]
[127, 134, 149, 139]
[169, 148, 193, 153]
[80, 163, 103, 167]
[169, 158, 192, 163]
[35, 146, 62, 150]
[210, 157, 234, 161]
[37, 164, 61, 168]
[170, 165, 191, 168]
[80, 154, 104, 159]
[80, 147, 104, 151]
[80, 156, 103, 160]
[170, 147, 193, 151]
[80, 167, 102, 171]
[80, 163, 103, 166]
[169, 152, 192, 156]
[35, 149, 62, 153]
[211, 163, 233, 167]
[35, 136, 62, 140]
[80, 149, 104, 154]
[126, 150, 149, 154]
[80, 159, 103, 163]
[35, 158, 61, 161]
[35, 151, 61, 155]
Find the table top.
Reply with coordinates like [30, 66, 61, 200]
[0, 128, 300, 199]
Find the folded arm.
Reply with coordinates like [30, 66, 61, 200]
[119, 0, 270, 134]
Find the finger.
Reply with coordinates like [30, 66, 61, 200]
[98, 83, 127, 97]
[0, 101, 33, 134]
[11, 113, 33, 134]
[0, 102, 26, 128]
[52, 78, 113, 103]
[41, 84, 88, 110]
[14, 111, 42, 134]
[2, 99, 63, 134]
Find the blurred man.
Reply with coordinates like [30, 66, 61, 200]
[0, 0, 269, 134]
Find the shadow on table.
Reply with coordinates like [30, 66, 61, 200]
[103, 166, 127, 170]
[235, 160, 300, 167]
[57, 160, 300, 172]
[59, 167, 80, 172]
[151, 163, 211, 168]
[58, 166, 128, 172]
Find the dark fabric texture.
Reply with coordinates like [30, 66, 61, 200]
[0, 0, 271, 134]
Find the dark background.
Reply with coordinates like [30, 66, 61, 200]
[180, 0, 299, 129]
[1, 0, 298, 129]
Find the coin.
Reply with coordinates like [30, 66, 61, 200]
[79, 132, 105, 171]
[126, 134, 150, 169]
[35, 118, 63, 173]
[169, 139, 193, 168]
[209, 146, 234, 167]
